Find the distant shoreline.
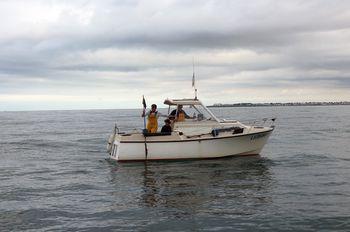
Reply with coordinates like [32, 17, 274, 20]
[208, 101, 350, 107]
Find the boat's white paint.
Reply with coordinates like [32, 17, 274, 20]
[109, 127, 273, 161]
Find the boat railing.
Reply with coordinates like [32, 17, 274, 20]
[114, 122, 120, 134]
[247, 118, 276, 133]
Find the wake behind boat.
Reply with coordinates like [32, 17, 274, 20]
[107, 98, 275, 161]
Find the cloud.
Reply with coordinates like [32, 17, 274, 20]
[0, 0, 350, 110]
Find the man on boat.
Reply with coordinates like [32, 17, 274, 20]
[142, 104, 164, 133]
[161, 119, 172, 133]
[169, 105, 194, 122]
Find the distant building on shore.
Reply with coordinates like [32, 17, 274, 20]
[208, 101, 350, 107]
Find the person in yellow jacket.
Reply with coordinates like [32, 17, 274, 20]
[142, 104, 165, 133]
[169, 104, 195, 122]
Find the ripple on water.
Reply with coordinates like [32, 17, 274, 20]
[1, 107, 350, 231]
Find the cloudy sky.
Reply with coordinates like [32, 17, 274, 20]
[1, 0, 350, 110]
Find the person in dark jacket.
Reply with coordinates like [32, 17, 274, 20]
[161, 119, 172, 133]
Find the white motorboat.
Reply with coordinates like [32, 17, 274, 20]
[107, 98, 275, 161]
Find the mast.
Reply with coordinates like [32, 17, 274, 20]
[192, 58, 197, 99]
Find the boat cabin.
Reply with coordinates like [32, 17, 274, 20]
[163, 98, 220, 123]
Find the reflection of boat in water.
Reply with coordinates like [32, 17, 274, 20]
[107, 98, 275, 161]
[107, 156, 273, 212]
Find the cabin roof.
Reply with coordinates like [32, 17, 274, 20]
[163, 98, 202, 106]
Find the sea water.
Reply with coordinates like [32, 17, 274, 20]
[1, 106, 350, 231]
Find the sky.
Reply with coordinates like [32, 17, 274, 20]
[1, 0, 350, 111]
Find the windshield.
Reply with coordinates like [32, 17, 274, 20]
[167, 105, 217, 121]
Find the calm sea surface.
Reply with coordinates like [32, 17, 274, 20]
[1, 106, 350, 231]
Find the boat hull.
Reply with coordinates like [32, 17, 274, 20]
[109, 129, 273, 161]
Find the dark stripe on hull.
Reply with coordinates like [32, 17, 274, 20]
[112, 153, 261, 162]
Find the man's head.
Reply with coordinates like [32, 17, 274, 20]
[178, 105, 183, 110]
[164, 119, 171, 125]
[151, 104, 157, 110]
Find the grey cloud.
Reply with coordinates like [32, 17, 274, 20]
[55, 64, 144, 72]
[1, 0, 350, 110]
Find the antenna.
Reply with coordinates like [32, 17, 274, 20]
[192, 57, 197, 99]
